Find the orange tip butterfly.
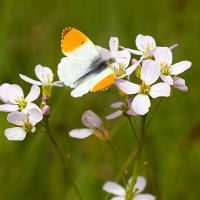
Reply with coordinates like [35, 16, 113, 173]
[57, 27, 115, 97]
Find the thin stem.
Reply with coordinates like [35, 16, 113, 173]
[106, 140, 127, 187]
[126, 115, 147, 200]
[146, 99, 163, 130]
[127, 116, 138, 144]
[43, 117, 84, 200]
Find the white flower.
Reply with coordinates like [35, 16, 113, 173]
[20, 64, 64, 97]
[120, 34, 157, 76]
[4, 108, 43, 141]
[96, 37, 132, 78]
[106, 101, 138, 120]
[121, 34, 156, 57]
[0, 83, 11, 103]
[69, 110, 108, 140]
[116, 60, 171, 115]
[103, 176, 156, 200]
[0, 84, 40, 113]
[154, 47, 191, 85]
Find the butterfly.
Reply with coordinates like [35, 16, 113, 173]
[57, 27, 118, 97]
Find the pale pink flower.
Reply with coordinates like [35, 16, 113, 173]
[69, 110, 108, 140]
[116, 60, 170, 115]
[106, 101, 138, 120]
[103, 176, 155, 200]
[154, 47, 191, 85]
[20, 64, 64, 97]
[4, 108, 43, 141]
[0, 84, 40, 113]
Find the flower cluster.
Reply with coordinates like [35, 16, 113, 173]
[0, 65, 62, 140]
[98, 34, 191, 115]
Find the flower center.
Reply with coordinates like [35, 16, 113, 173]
[22, 117, 33, 132]
[161, 63, 171, 75]
[42, 74, 54, 84]
[113, 63, 126, 77]
[140, 82, 150, 94]
[15, 97, 27, 110]
[142, 42, 154, 56]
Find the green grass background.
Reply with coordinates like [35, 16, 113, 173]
[0, 0, 200, 199]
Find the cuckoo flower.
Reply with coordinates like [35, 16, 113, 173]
[0, 83, 11, 103]
[96, 37, 132, 78]
[103, 176, 155, 200]
[0, 84, 40, 113]
[116, 60, 170, 115]
[154, 47, 192, 85]
[20, 64, 64, 97]
[173, 77, 188, 92]
[4, 108, 43, 141]
[69, 110, 108, 141]
[106, 101, 138, 120]
[120, 34, 157, 76]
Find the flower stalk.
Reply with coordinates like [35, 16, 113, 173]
[43, 116, 84, 200]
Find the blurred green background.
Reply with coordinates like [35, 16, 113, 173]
[0, 0, 200, 199]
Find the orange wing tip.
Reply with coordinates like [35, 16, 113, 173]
[91, 73, 115, 92]
[61, 27, 89, 53]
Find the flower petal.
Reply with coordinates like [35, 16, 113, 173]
[160, 74, 173, 85]
[7, 111, 26, 125]
[69, 128, 94, 139]
[170, 61, 191, 75]
[0, 83, 12, 103]
[125, 58, 143, 76]
[110, 102, 124, 109]
[154, 47, 172, 65]
[0, 104, 18, 112]
[26, 85, 40, 102]
[134, 194, 156, 200]
[132, 94, 151, 115]
[149, 83, 171, 98]
[7, 84, 24, 104]
[81, 110, 103, 129]
[28, 108, 43, 125]
[19, 74, 41, 85]
[133, 176, 147, 194]
[22, 103, 41, 114]
[141, 60, 160, 85]
[103, 181, 126, 196]
[120, 46, 143, 55]
[4, 127, 26, 141]
[111, 50, 131, 69]
[35, 64, 54, 84]
[115, 79, 140, 95]
[106, 110, 123, 120]
[96, 46, 111, 60]
[173, 77, 188, 92]
[111, 197, 125, 200]
[136, 34, 156, 53]
[127, 108, 138, 116]
[109, 37, 119, 52]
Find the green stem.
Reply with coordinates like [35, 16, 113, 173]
[127, 116, 138, 144]
[106, 140, 127, 187]
[43, 117, 84, 200]
[126, 115, 147, 200]
[146, 99, 163, 129]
